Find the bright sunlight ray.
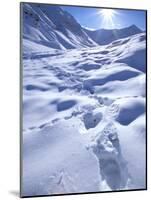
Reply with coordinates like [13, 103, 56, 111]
[99, 9, 118, 29]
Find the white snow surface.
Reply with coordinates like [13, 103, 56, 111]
[22, 3, 146, 197]
[22, 3, 97, 53]
[84, 25, 143, 45]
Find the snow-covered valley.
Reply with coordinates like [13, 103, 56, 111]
[21, 3, 146, 197]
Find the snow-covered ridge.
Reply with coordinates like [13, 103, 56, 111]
[83, 25, 143, 45]
[22, 3, 97, 52]
[22, 3, 143, 52]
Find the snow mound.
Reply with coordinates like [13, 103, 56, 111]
[83, 64, 142, 94]
[115, 49, 146, 72]
[115, 98, 145, 125]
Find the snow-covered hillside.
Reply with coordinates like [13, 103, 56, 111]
[84, 25, 143, 45]
[22, 3, 96, 52]
[22, 3, 146, 197]
[22, 3, 143, 51]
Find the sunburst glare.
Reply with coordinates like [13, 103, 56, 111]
[99, 9, 118, 29]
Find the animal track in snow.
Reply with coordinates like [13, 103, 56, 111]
[106, 103, 120, 120]
[92, 122, 131, 190]
[82, 111, 103, 130]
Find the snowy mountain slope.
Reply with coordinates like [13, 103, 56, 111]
[22, 29, 146, 196]
[22, 3, 96, 52]
[22, 3, 144, 55]
[84, 25, 142, 45]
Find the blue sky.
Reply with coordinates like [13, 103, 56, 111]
[61, 6, 146, 31]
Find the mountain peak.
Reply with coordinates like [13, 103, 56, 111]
[129, 24, 139, 29]
[22, 3, 96, 50]
[125, 24, 142, 32]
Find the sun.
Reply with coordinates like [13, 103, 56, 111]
[99, 9, 117, 29]
[100, 9, 116, 19]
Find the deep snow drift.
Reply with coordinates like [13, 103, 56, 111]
[22, 3, 146, 197]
